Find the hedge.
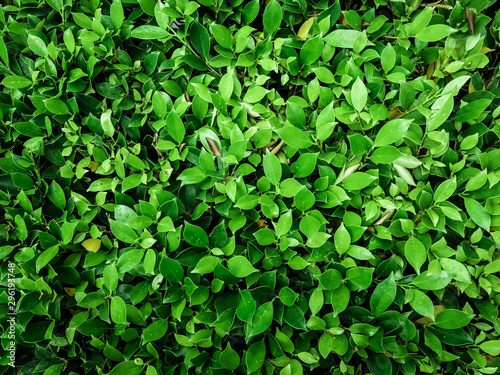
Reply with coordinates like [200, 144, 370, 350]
[1, 0, 500, 374]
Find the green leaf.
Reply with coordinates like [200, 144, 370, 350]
[412, 270, 452, 290]
[131, 26, 170, 39]
[184, 222, 209, 248]
[464, 198, 490, 231]
[167, 111, 185, 143]
[370, 273, 396, 315]
[286, 102, 306, 128]
[190, 21, 210, 59]
[435, 309, 474, 329]
[479, 341, 500, 356]
[227, 256, 257, 277]
[427, 94, 453, 131]
[219, 73, 233, 102]
[110, 0, 124, 29]
[2, 75, 31, 89]
[415, 24, 457, 42]
[279, 287, 299, 306]
[371, 146, 403, 164]
[110, 220, 137, 244]
[48, 181, 65, 209]
[334, 223, 351, 254]
[263, 150, 282, 186]
[381, 43, 396, 73]
[276, 127, 313, 149]
[244, 86, 268, 104]
[110, 296, 127, 324]
[254, 227, 276, 245]
[408, 7, 433, 35]
[142, 320, 168, 343]
[404, 236, 426, 274]
[36, 245, 59, 273]
[192, 256, 219, 275]
[104, 264, 118, 291]
[236, 290, 256, 323]
[351, 77, 367, 112]
[28, 35, 47, 57]
[318, 269, 342, 290]
[434, 177, 456, 202]
[343, 172, 376, 190]
[235, 195, 260, 210]
[107, 362, 144, 375]
[276, 210, 293, 237]
[409, 289, 434, 319]
[374, 119, 413, 147]
[292, 153, 318, 178]
[101, 109, 114, 137]
[284, 305, 307, 330]
[346, 267, 375, 290]
[324, 29, 362, 48]
[452, 99, 492, 122]
[211, 24, 232, 49]
[159, 256, 184, 283]
[400, 82, 416, 111]
[247, 302, 273, 338]
[464, 170, 487, 192]
[300, 37, 323, 65]
[246, 341, 266, 372]
[44, 98, 70, 115]
[219, 344, 240, 370]
[309, 288, 324, 315]
[263, 0, 282, 35]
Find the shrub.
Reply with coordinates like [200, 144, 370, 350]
[1, 0, 500, 374]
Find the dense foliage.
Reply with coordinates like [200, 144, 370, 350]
[1, 0, 500, 374]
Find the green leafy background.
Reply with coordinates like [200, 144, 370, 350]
[1, 0, 500, 374]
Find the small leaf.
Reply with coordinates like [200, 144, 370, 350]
[297, 17, 317, 40]
[101, 109, 114, 137]
[263, 0, 282, 35]
[227, 256, 257, 277]
[110, 220, 137, 244]
[404, 236, 426, 274]
[2, 75, 31, 89]
[246, 341, 266, 372]
[434, 177, 456, 202]
[334, 223, 351, 254]
[416, 25, 457, 42]
[247, 302, 273, 338]
[131, 26, 170, 39]
[374, 119, 413, 147]
[409, 289, 434, 319]
[184, 222, 209, 248]
[82, 238, 102, 252]
[324, 29, 362, 48]
[300, 37, 323, 65]
[263, 150, 282, 186]
[479, 341, 500, 356]
[435, 309, 474, 329]
[166, 111, 185, 143]
[381, 44, 396, 73]
[464, 198, 490, 231]
[142, 320, 169, 343]
[277, 127, 313, 149]
[370, 273, 396, 315]
[351, 77, 367, 112]
[110, 0, 124, 29]
[219, 344, 240, 371]
[44, 98, 70, 115]
[159, 256, 184, 283]
[190, 21, 210, 59]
